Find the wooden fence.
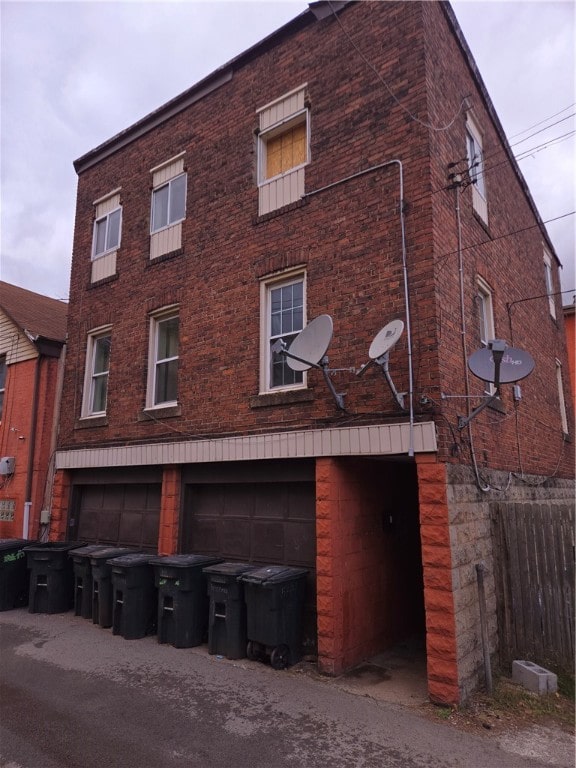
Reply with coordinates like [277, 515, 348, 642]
[491, 502, 575, 673]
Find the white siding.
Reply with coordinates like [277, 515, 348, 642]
[258, 167, 305, 215]
[150, 223, 182, 260]
[91, 251, 117, 283]
[55, 421, 437, 469]
[151, 155, 185, 187]
[258, 86, 306, 131]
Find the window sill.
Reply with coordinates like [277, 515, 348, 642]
[562, 431, 572, 443]
[139, 405, 182, 421]
[472, 208, 491, 236]
[147, 248, 184, 265]
[250, 389, 314, 409]
[88, 274, 118, 289]
[254, 197, 307, 224]
[75, 416, 108, 429]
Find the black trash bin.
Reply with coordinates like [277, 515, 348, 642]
[90, 547, 140, 628]
[150, 554, 223, 648]
[25, 542, 85, 614]
[109, 553, 158, 640]
[0, 539, 36, 611]
[239, 565, 308, 669]
[70, 544, 116, 620]
[203, 562, 258, 659]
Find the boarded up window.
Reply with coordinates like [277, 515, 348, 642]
[266, 122, 307, 179]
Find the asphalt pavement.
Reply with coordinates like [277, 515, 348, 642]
[0, 609, 572, 768]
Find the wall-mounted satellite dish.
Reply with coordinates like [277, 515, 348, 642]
[272, 314, 345, 410]
[468, 346, 535, 384]
[286, 314, 334, 371]
[357, 319, 406, 410]
[368, 319, 405, 360]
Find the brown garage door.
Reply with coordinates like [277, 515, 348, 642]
[70, 482, 161, 551]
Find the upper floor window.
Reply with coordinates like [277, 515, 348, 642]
[260, 272, 306, 392]
[477, 277, 495, 347]
[466, 114, 488, 224]
[82, 329, 111, 417]
[0, 355, 6, 421]
[151, 173, 187, 233]
[147, 309, 179, 408]
[93, 208, 121, 258]
[91, 190, 121, 283]
[257, 85, 309, 216]
[556, 359, 569, 435]
[543, 248, 556, 320]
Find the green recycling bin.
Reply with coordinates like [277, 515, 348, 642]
[90, 547, 140, 628]
[204, 562, 258, 659]
[0, 539, 36, 611]
[109, 553, 158, 640]
[25, 542, 85, 614]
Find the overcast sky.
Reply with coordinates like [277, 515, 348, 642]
[1, 0, 574, 305]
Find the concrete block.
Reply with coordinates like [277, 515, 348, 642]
[512, 660, 558, 695]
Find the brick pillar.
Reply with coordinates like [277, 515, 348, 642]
[315, 457, 346, 675]
[158, 466, 181, 555]
[49, 469, 71, 542]
[416, 455, 460, 705]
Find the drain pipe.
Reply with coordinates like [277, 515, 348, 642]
[23, 354, 42, 539]
[303, 160, 415, 456]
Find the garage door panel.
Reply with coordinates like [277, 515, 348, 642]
[254, 486, 286, 518]
[285, 522, 315, 565]
[189, 518, 220, 553]
[252, 521, 284, 561]
[77, 510, 99, 541]
[98, 510, 121, 542]
[288, 485, 315, 520]
[81, 486, 105, 513]
[103, 485, 125, 507]
[194, 486, 224, 516]
[221, 518, 250, 559]
[142, 512, 161, 548]
[223, 485, 255, 517]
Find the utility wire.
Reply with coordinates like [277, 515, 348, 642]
[508, 102, 576, 140]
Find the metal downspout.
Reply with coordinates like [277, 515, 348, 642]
[24, 354, 42, 538]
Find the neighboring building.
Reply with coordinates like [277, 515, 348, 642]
[0, 282, 67, 540]
[50, 1, 574, 704]
[563, 301, 575, 415]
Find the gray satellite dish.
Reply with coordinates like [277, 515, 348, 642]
[468, 346, 535, 384]
[286, 314, 334, 371]
[368, 319, 405, 360]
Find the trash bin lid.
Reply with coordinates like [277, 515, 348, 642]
[0, 539, 31, 551]
[239, 565, 308, 585]
[70, 544, 112, 560]
[149, 554, 223, 570]
[23, 542, 87, 554]
[90, 547, 140, 563]
[203, 562, 257, 577]
[106, 553, 157, 568]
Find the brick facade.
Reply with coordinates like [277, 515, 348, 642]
[51, 1, 574, 704]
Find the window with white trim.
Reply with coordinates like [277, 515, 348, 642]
[82, 329, 112, 417]
[543, 248, 556, 320]
[260, 273, 306, 392]
[477, 277, 496, 394]
[257, 85, 309, 215]
[151, 174, 187, 233]
[556, 359, 569, 434]
[466, 114, 488, 224]
[147, 309, 179, 408]
[91, 190, 121, 282]
[0, 355, 6, 421]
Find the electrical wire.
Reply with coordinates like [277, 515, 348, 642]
[507, 102, 576, 140]
[327, 0, 468, 133]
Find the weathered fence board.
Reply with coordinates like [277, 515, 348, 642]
[491, 502, 575, 672]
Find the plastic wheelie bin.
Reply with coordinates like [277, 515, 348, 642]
[203, 562, 258, 659]
[239, 565, 308, 669]
[109, 553, 158, 640]
[0, 539, 36, 611]
[25, 542, 85, 614]
[150, 554, 223, 648]
[90, 547, 140, 628]
[70, 544, 116, 620]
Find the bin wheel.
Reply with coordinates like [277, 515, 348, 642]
[270, 644, 290, 670]
[246, 641, 259, 661]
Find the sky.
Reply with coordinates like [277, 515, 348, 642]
[1, 0, 574, 305]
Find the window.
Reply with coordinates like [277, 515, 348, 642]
[466, 114, 488, 224]
[544, 248, 556, 320]
[556, 359, 569, 434]
[0, 356, 6, 420]
[93, 208, 121, 258]
[151, 174, 186, 233]
[477, 277, 496, 394]
[257, 85, 309, 215]
[261, 273, 305, 392]
[147, 310, 179, 408]
[82, 330, 111, 417]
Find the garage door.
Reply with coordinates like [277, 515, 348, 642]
[70, 482, 161, 551]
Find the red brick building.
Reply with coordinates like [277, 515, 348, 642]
[0, 282, 67, 540]
[51, 1, 574, 703]
[564, 302, 575, 415]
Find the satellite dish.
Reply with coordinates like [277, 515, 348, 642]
[286, 315, 334, 371]
[468, 346, 535, 384]
[368, 319, 405, 360]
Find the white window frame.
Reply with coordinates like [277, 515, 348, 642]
[477, 277, 497, 394]
[466, 114, 488, 224]
[146, 307, 179, 409]
[0, 355, 6, 421]
[150, 173, 187, 234]
[259, 270, 307, 394]
[92, 207, 122, 260]
[556, 359, 569, 434]
[543, 248, 557, 320]
[257, 111, 310, 185]
[81, 328, 112, 418]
